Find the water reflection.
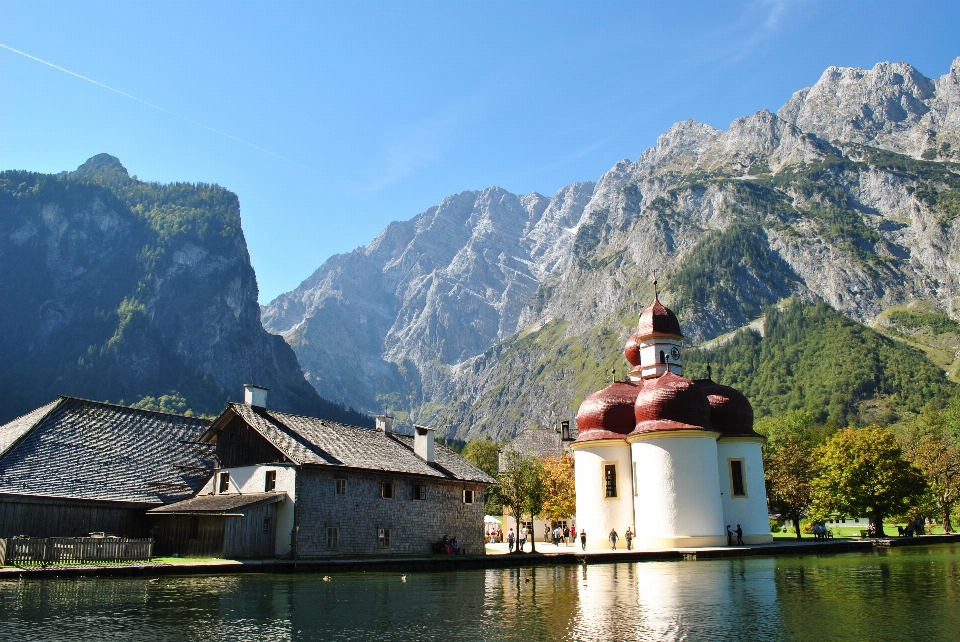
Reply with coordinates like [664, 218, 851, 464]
[0, 547, 959, 641]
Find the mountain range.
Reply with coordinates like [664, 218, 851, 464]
[2, 57, 958, 437]
[262, 57, 960, 440]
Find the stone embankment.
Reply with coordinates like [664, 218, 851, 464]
[2, 534, 959, 580]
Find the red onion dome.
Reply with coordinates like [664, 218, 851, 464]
[693, 379, 758, 437]
[624, 333, 642, 366]
[631, 372, 712, 435]
[637, 298, 682, 339]
[575, 380, 642, 441]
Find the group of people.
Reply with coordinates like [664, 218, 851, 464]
[726, 524, 744, 546]
[898, 519, 926, 537]
[505, 523, 590, 552]
[607, 527, 634, 550]
[547, 523, 576, 546]
[811, 522, 833, 539]
[440, 535, 462, 554]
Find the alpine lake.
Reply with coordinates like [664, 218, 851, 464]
[1, 545, 958, 641]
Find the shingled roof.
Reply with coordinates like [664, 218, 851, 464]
[0, 397, 214, 505]
[206, 403, 495, 484]
[148, 492, 282, 515]
[506, 426, 578, 460]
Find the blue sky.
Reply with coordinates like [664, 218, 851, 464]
[2, 1, 959, 303]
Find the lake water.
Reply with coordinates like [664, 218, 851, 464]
[2, 546, 959, 641]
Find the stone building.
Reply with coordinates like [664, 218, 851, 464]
[573, 295, 772, 549]
[152, 385, 495, 558]
[0, 397, 213, 539]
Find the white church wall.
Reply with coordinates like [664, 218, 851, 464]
[573, 442, 634, 549]
[716, 439, 773, 544]
[630, 433, 726, 547]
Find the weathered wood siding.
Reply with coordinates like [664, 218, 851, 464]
[217, 416, 287, 468]
[150, 515, 227, 558]
[224, 503, 277, 558]
[0, 495, 148, 539]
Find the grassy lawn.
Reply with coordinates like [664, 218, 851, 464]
[772, 523, 947, 540]
[151, 557, 225, 564]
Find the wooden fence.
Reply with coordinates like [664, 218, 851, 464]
[1, 537, 153, 566]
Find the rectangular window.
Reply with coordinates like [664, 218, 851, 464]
[381, 481, 394, 499]
[264, 470, 277, 492]
[262, 517, 272, 533]
[413, 484, 426, 500]
[730, 459, 746, 497]
[327, 527, 339, 549]
[219, 472, 230, 493]
[463, 489, 475, 504]
[378, 528, 391, 548]
[335, 478, 346, 495]
[604, 464, 618, 498]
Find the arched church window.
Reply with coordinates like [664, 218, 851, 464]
[659, 350, 666, 364]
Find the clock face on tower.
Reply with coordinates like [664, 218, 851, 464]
[671, 346, 680, 360]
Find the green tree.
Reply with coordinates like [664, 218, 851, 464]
[525, 457, 547, 554]
[810, 426, 927, 535]
[462, 438, 502, 514]
[765, 436, 816, 539]
[896, 405, 960, 532]
[497, 450, 536, 554]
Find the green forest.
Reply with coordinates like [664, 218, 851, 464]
[685, 299, 957, 427]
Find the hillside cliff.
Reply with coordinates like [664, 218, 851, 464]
[0, 155, 369, 425]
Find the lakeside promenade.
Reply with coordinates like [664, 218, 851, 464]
[2, 534, 959, 580]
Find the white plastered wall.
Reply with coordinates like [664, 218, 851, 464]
[629, 433, 726, 548]
[216, 464, 297, 556]
[716, 439, 773, 544]
[573, 441, 634, 549]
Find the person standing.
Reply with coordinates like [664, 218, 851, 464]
[580, 529, 587, 551]
[553, 525, 561, 546]
[570, 524, 577, 545]
[544, 523, 551, 543]
[609, 528, 618, 550]
[563, 525, 570, 546]
[507, 527, 515, 553]
[625, 527, 633, 551]
[726, 525, 733, 546]
[736, 524, 744, 546]
[519, 525, 527, 552]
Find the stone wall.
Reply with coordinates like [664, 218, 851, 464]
[295, 468, 487, 557]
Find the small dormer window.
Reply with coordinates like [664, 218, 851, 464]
[219, 472, 230, 493]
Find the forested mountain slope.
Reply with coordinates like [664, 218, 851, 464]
[0, 155, 369, 425]
[265, 57, 960, 440]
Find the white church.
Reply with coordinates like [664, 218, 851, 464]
[572, 294, 772, 548]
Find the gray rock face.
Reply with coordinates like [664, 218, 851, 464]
[264, 57, 960, 438]
[0, 155, 360, 423]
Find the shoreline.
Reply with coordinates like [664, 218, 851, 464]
[2, 534, 958, 580]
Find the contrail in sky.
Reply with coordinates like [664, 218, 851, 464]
[0, 42, 315, 172]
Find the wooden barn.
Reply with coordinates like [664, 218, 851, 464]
[0, 397, 213, 539]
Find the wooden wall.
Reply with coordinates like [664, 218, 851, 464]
[150, 515, 227, 558]
[0, 496, 148, 539]
[217, 416, 287, 468]
[224, 502, 277, 558]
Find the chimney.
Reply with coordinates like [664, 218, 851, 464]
[560, 420, 571, 441]
[376, 415, 393, 434]
[413, 424, 435, 463]
[244, 384, 269, 408]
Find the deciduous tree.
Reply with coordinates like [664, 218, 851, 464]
[810, 426, 927, 535]
[765, 436, 816, 539]
[541, 453, 576, 524]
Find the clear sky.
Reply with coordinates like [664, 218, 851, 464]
[2, 1, 959, 303]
